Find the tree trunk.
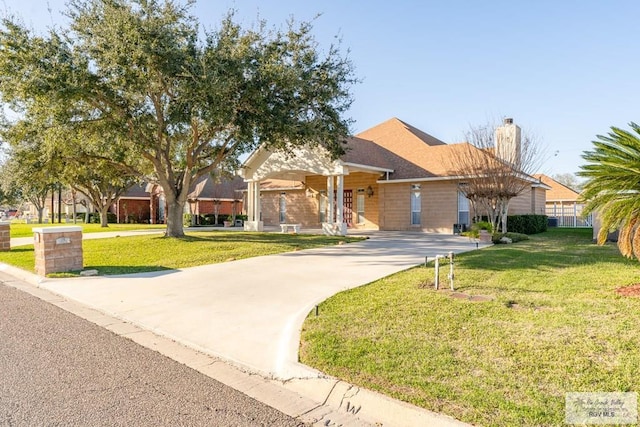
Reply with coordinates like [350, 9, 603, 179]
[165, 198, 186, 237]
[72, 191, 77, 224]
[37, 208, 44, 224]
[499, 199, 510, 233]
[99, 204, 110, 228]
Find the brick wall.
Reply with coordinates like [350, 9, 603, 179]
[531, 187, 547, 215]
[257, 175, 547, 232]
[191, 200, 243, 216]
[509, 189, 531, 215]
[113, 199, 150, 223]
[423, 181, 459, 233]
[33, 227, 83, 276]
[509, 186, 547, 216]
[260, 191, 283, 226]
[0, 223, 9, 251]
[305, 172, 381, 229]
[380, 181, 460, 233]
[379, 183, 410, 230]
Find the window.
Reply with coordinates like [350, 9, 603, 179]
[356, 188, 365, 224]
[279, 193, 286, 223]
[458, 191, 470, 225]
[411, 184, 421, 225]
[319, 191, 327, 223]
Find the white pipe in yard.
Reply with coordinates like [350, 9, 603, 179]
[448, 251, 455, 291]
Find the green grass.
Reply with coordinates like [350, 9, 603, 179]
[0, 231, 361, 275]
[300, 228, 640, 427]
[7, 222, 167, 238]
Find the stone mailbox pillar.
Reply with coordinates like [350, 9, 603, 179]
[33, 226, 83, 276]
[0, 222, 10, 251]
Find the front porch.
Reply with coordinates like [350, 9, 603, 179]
[239, 145, 392, 236]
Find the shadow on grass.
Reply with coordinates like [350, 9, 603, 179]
[177, 231, 359, 244]
[82, 265, 174, 276]
[5, 247, 34, 253]
[458, 229, 631, 272]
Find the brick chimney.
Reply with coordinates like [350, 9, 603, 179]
[495, 117, 521, 165]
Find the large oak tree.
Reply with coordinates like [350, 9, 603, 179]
[0, 0, 356, 236]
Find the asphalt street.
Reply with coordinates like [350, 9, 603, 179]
[0, 283, 305, 427]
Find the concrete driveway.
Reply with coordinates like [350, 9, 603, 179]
[37, 231, 487, 380]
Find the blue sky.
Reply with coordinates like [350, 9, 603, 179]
[3, 0, 639, 176]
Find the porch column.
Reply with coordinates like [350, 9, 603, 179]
[336, 174, 344, 224]
[327, 175, 334, 224]
[244, 180, 263, 231]
[333, 174, 347, 236]
[247, 181, 254, 221]
[254, 181, 261, 223]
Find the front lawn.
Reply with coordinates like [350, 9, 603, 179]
[7, 222, 167, 238]
[0, 231, 360, 275]
[300, 228, 640, 426]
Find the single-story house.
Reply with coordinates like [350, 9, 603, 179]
[185, 175, 246, 222]
[535, 174, 591, 227]
[240, 117, 547, 235]
[112, 175, 246, 224]
[112, 182, 152, 223]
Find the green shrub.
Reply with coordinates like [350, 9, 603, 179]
[507, 215, 547, 235]
[464, 221, 493, 239]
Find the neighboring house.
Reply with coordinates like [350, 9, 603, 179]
[186, 175, 246, 222]
[535, 174, 591, 227]
[110, 176, 246, 224]
[112, 182, 152, 223]
[240, 117, 547, 235]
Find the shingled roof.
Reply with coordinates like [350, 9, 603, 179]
[187, 175, 246, 200]
[241, 117, 541, 184]
[534, 174, 580, 202]
[344, 117, 483, 180]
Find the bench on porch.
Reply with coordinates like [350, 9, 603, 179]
[280, 223, 301, 233]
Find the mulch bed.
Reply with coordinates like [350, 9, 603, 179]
[616, 283, 640, 297]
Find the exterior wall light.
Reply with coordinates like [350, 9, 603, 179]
[366, 185, 374, 198]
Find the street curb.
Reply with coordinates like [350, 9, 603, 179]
[0, 267, 471, 427]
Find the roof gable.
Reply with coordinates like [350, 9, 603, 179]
[356, 117, 446, 149]
[348, 118, 488, 180]
[188, 175, 246, 200]
[535, 174, 580, 201]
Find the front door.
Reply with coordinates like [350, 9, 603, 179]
[343, 189, 353, 227]
[332, 189, 353, 227]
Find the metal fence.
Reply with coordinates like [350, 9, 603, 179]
[546, 203, 592, 228]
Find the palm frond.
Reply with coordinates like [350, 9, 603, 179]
[632, 221, 640, 261]
[618, 216, 637, 258]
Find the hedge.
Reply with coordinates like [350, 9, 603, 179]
[506, 214, 547, 235]
[184, 214, 248, 226]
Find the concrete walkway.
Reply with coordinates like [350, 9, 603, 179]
[26, 231, 486, 380]
[3, 229, 484, 426]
